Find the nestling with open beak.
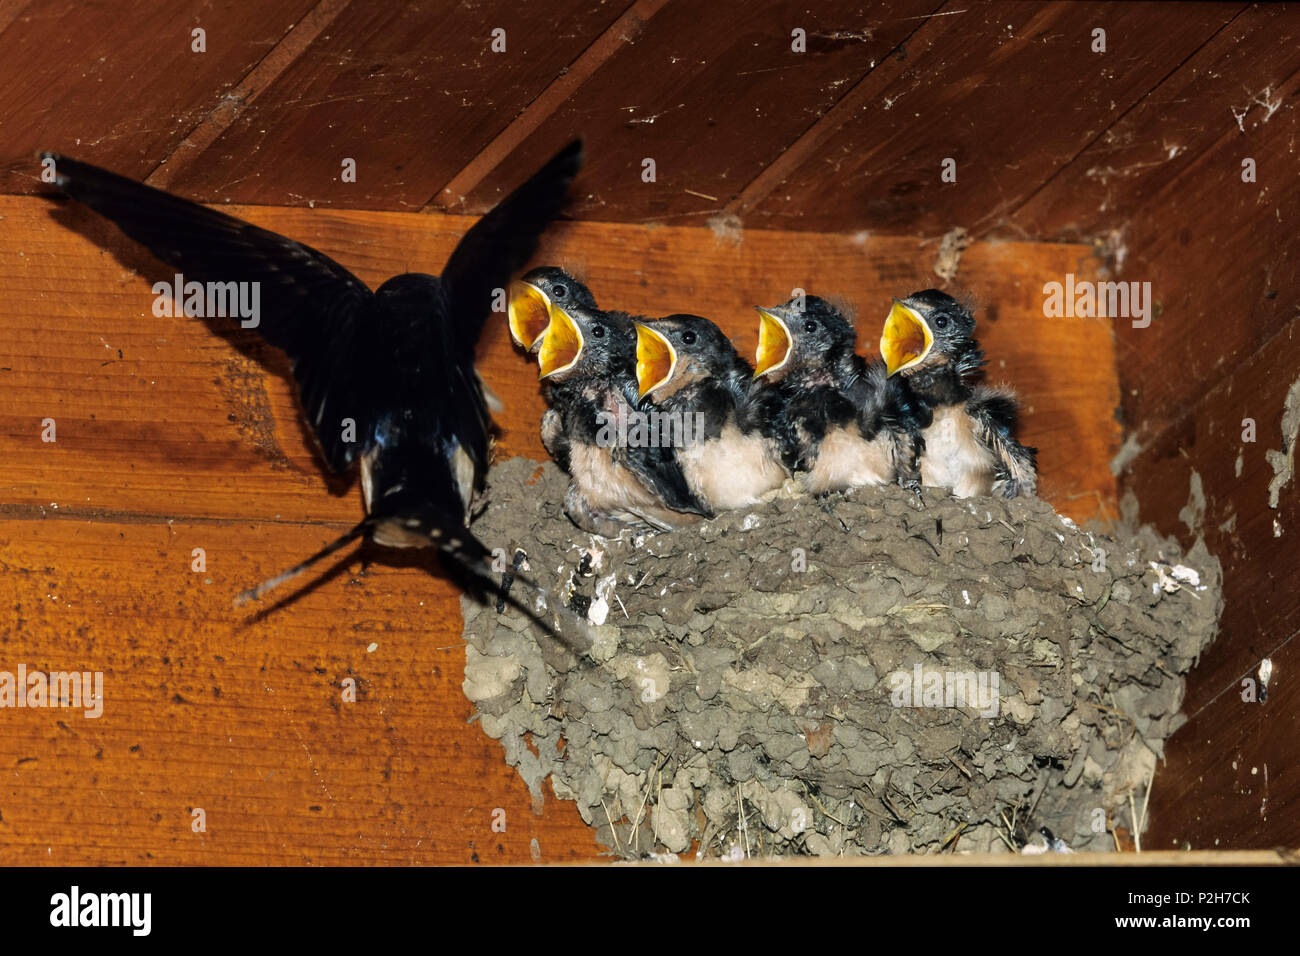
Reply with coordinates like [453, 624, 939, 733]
[749, 295, 917, 494]
[880, 290, 1037, 498]
[507, 266, 597, 354]
[633, 315, 787, 511]
[535, 300, 710, 535]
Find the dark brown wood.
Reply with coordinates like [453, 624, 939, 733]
[1006, 4, 1297, 241]
[1108, 13, 1300, 847]
[1107, 74, 1300, 436]
[447, 0, 939, 220]
[161, 0, 631, 209]
[742, 1, 1243, 235]
[0, 0, 319, 190]
[1127, 320, 1300, 849]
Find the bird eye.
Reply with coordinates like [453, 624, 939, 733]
[681, 330, 697, 345]
[591, 324, 605, 338]
[933, 316, 949, 330]
[552, 284, 567, 298]
[803, 320, 817, 333]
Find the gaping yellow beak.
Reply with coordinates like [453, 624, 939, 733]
[507, 280, 552, 351]
[881, 299, 933, 377]
[753, 308, 793, 378]
[634, 322, 677, 399]
[537, 305, 584, 378]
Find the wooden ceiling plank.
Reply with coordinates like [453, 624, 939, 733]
[162, 1, 629, 209]
[454, 0, 942, 223]
[147, 0, 356, 190]
[432, 0, 661, 211]
[1107, 61, 1300, 438]
[1006, 3, 1294, 242]
[728, 0, 950, 218]
[744, 1, 1243, 235]
[990, 4, 1248, 241]
[0, 0, 322, 190]
[1121, 316, 1300, 849]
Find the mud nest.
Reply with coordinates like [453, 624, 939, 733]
[460, 458, 1221, 859]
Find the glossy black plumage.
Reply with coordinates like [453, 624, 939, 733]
[882, 290, 1037, 498]
[751, 295, 916, 494]
[45, 141, 584, 611]
[633, 314, 786, 511]
[534, 300, 709, 534]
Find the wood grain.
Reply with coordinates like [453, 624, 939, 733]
[1006, 3, 1295, 241]
[742, 1, 1242, 235]
[1126, 304, 1300, 851]
[1106, 3, 1300, 849]
[450, 0, 938, 220]
[161, 0, 630, 210]
[0, 195, 1116, 863]
[0, 0, 319, 189]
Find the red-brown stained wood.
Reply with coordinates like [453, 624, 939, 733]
[1124, 320, 1300, 849]
[448, 0, 939, 220]
[1107, 15, 1300, 847]
[0, 0, 318, 190]
[162, 0, 630, 210]
[0, 518, 602, 864]
[743, 1, 1242, 235]
[1105, 71, 1300, 438]
[0, 197, 1117, 863]
[1006, 4, 1298, 241]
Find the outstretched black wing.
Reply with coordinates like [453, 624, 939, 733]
[440, 140, 583, 357]
[44, 152, 373, 474]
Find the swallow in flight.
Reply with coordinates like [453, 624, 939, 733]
[45, 141, 586, 625]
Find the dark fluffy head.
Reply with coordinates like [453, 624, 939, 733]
[633, 313, 748, 402]
[881, 289, 982, 381]
[536, 301, 635, 384]
[508, 266, 598, 352]
[754, 294, 858, 384]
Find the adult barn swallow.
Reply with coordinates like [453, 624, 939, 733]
[633, 314, 786, 510]
[880, 290, 1037, 498]
[507, 266, 597, 353]
[45, 141, 584, 614]
[535, 302, 710, 534]
[751, 296, 914, 493]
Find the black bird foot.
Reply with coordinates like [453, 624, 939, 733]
[496, 548, 528, 613]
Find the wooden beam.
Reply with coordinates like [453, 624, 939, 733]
[0, 195, 1117, 863]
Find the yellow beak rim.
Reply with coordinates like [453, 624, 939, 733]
[537, 305, 584, 378]
[753, 308, 793, 378]
[881, 299, 933, 377]
[634, 322, 677, 399]
[507, 280, 552, 351]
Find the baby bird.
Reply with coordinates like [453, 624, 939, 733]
[632, 314, 787, 511]
[880, 290, 1037, 498]
[508, 266, 597, 353]
[750, 295, 915, 494]
[535, 300, 710, 534]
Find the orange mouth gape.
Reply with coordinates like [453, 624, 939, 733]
[753, 308, 793, 378]
[507, 280, 553, 350]
[537, 305, 585, 378]
[634, 322, 677, 398]
[881, 300, 934, 376]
